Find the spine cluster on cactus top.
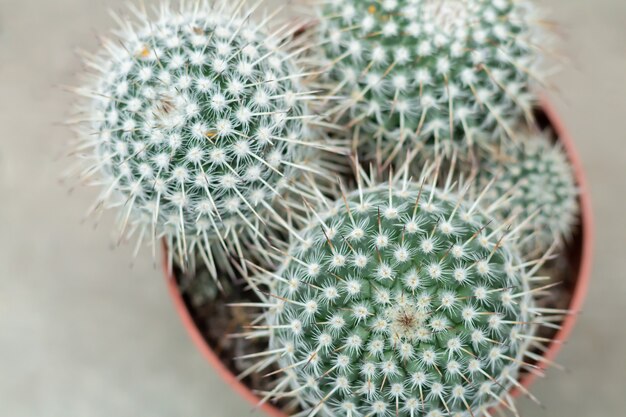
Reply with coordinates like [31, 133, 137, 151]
[243, 169, 558, 417]
[317, 0, 545, 163]
[72, 1, 341, 273]
[477, 130, 579, 257]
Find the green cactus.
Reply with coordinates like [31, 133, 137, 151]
[317, 0, 546, 163]
[477, 129, 579, 257]
[245, 170, 558, 417]
[71, 0, 343, 275]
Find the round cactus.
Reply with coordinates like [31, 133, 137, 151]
[72, 1, 338, 271]
[257, 178, 544, 417]
[317, 0, 545, 162]
[477, 130, 579, 257]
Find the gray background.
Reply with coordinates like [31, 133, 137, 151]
[1, 0, 624, 416]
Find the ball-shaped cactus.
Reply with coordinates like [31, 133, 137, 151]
[73, 1, 335, 269]
[318, 0, 544, 162]
[261, 180, 540, 417]
[477, 130, 579, 257]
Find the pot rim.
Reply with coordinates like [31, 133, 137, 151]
[164, 98, 593, 416]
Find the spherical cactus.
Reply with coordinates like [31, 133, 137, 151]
[255, 177, 547, 417]
[72, 1, 339, 271]
[477, 130, 579, 257]
[317, 0, 545, 163]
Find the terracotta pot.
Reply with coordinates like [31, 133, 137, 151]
[164, 100, 593, 417]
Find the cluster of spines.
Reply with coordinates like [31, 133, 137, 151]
[70, 0, 345, 277]
[237, 166, 565, 417]
[315, 0, 545, 165]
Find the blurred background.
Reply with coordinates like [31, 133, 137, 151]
[1, 0, 624, 416]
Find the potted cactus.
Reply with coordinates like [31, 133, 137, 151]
[68, 0, 592, 416]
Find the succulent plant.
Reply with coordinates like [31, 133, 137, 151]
[64, 0, 579, 412]
[317, 0, 546, 163]
[242, 166, 561, 417]
[70, 0, 344, 275]
[476, 129, 579, 257]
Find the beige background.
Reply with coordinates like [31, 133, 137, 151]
[1, 0, 625, 415]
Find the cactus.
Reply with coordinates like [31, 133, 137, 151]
[317, 0, 546, 163]
[70, 0, 342, 275]
[64, 0, 579, 412]
[477, 129, 579, 257]
[241, 165, 561, 417]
